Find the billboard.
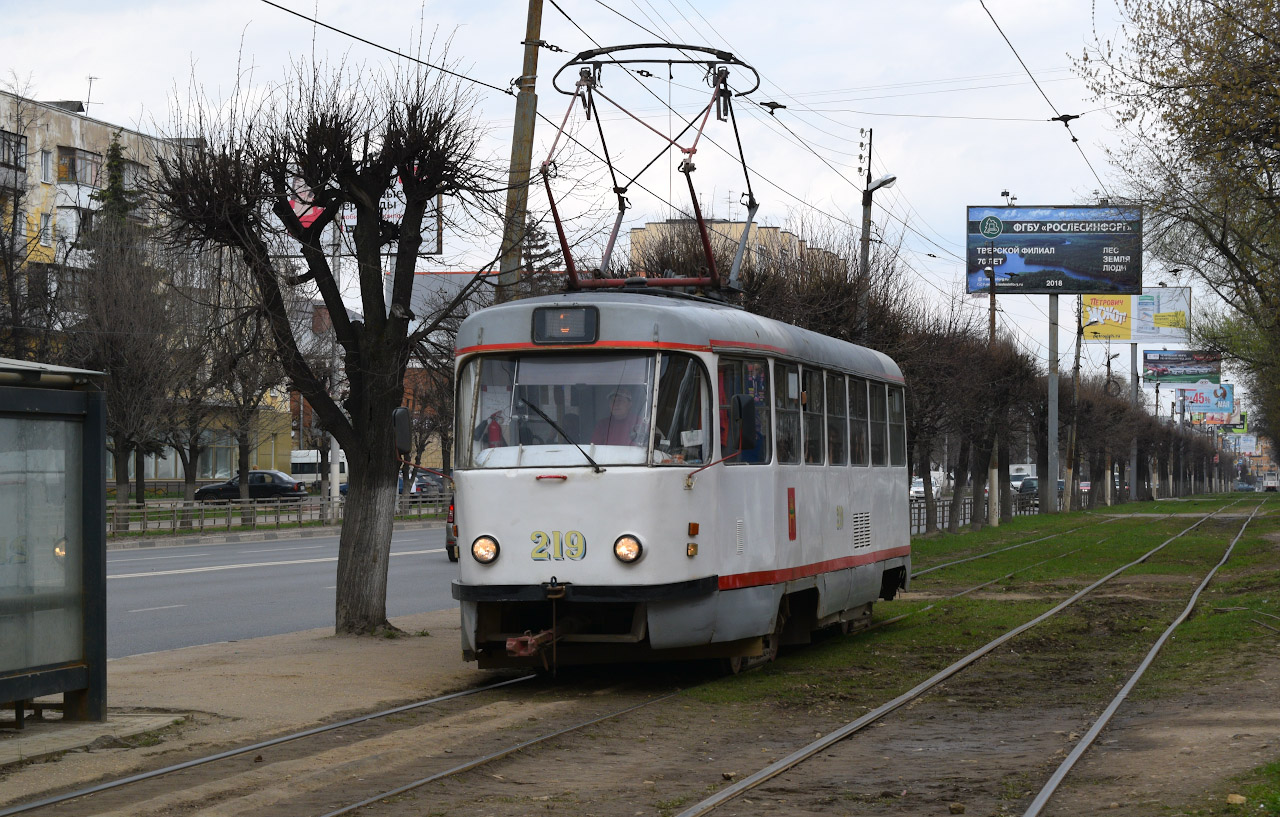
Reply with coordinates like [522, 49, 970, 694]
[1177, 381, 1233, 414]
[966, 205, 1143, 294]
[1081, 287, 1191, 343]
[1143, 350, 1221, 384]
[1230, 434, 1259, 456]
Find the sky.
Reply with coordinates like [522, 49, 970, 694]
[1, 0, 1240, 413]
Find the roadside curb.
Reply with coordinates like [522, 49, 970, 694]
[105, 519, 442, 551]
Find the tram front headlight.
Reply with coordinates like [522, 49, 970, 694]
[471, 536, 500, 564]
[613, 535, 643, 563]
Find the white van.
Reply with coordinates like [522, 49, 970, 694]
[290, 449, 348, 487]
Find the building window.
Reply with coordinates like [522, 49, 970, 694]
[57, 146, 103, 186]
[39, 213, 53, 246]
[0, 129, 25, 170]
[41, 150, 53, 182]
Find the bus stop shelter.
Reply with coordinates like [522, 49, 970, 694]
[0, 358, 106, 724]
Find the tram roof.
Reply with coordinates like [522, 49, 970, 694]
[456, 291, 903, 383]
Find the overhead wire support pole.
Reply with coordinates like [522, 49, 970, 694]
[1046, 294, 1060, 513]
[986, 262, 999, 527]
[496, 0, 546, 303]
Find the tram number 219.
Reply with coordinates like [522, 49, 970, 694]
[531, 530, 586, 561]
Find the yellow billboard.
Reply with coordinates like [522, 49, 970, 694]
[1082, 287, 1191, 343]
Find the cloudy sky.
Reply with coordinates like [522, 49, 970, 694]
[4, 0, 1226, 404]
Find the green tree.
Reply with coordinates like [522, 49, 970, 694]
[1078, 0, 1280, 445]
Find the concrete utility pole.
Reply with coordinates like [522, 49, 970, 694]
[496, 0, 545, 303]
[985, 263, 999, 527]
[1129, 343, 1139, 500]
[1064, 297, 1086, 512]
[857, 129, 895, 338]
[1046, 294, 1059, 513]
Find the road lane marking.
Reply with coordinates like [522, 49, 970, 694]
[108, 548, 443, 579]
[239, 545, 326, 554]
[109, 553, 210, 563]
[127, 604, 187, 613]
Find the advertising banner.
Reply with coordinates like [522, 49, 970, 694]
[1176, 381, 1234, 414]
[966, 205, 1143, 294]
[1143, 350, 1221, 384]
[1193, 410, 1244, 426]
[1081, 287, 1191, 343]
[1230, 434, 1259, 456]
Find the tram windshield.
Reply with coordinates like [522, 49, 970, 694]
[456, 352, 711, 469]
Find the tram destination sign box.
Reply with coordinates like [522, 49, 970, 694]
[966, 205, 1143, 295]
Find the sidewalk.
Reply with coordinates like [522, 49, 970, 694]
[0, 608, 489, 808]
[105, 518, 443, 551]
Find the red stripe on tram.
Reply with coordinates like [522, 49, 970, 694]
[717, 546, 911, 591]
[455, 340, 711, 356]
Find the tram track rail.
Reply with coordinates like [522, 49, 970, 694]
[674, 500, 1256, 817]
[319, 523, 1108, 816]
[4, 502, 1266, 817]
[0, 676, 538, 817]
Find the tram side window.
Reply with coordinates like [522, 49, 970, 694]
[653, 353, 710, 465]
[775, 362, 801, 464]
[826, 372, 848, 465]
[868, 381, 888, 466]
[888, 385, 907, 467]
[717, 358, 772, 464]
[802, 367, 825, 465]
[849, 377, 869, 466]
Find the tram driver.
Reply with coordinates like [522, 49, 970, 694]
[592, 388, 647, 446]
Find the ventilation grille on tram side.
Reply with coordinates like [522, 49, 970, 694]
[735, 519, 745, 555]
[851, 512, 871, 549]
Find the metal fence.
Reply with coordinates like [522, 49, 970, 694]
[105, 493, 448, 537]
[909, 492, 1057, 535]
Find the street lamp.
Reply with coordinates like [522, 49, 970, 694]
[857, 172, 896, 337]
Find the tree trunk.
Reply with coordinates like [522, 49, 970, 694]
[969, 439, 989, 532]
[112, 446, 131, 532]
[237, 438, 252, 501]
[998, 431, 1012, 522]
[330, 339, 410, 635]
[919, 440, 937, 534]
[439, 434, 453, 476]
[134, 448, 147, 508]
[335, 420, 400, 634]
[947, 438, 970, 535]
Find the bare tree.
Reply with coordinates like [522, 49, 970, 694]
[157, 56, 501, 634]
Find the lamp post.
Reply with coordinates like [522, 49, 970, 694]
[857, 164, 896, 338]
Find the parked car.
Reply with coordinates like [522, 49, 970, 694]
[338, 473, 452, 497]
[194, 470, 308, 502]
[1234, 481, 1256, 492]
[909, 477, 940, 501]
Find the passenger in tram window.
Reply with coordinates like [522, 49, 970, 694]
[592, 388, 647, 445]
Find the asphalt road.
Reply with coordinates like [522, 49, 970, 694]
[106, 528, 459, 658]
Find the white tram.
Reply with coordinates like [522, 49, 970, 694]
[451, 290, 909, 668]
